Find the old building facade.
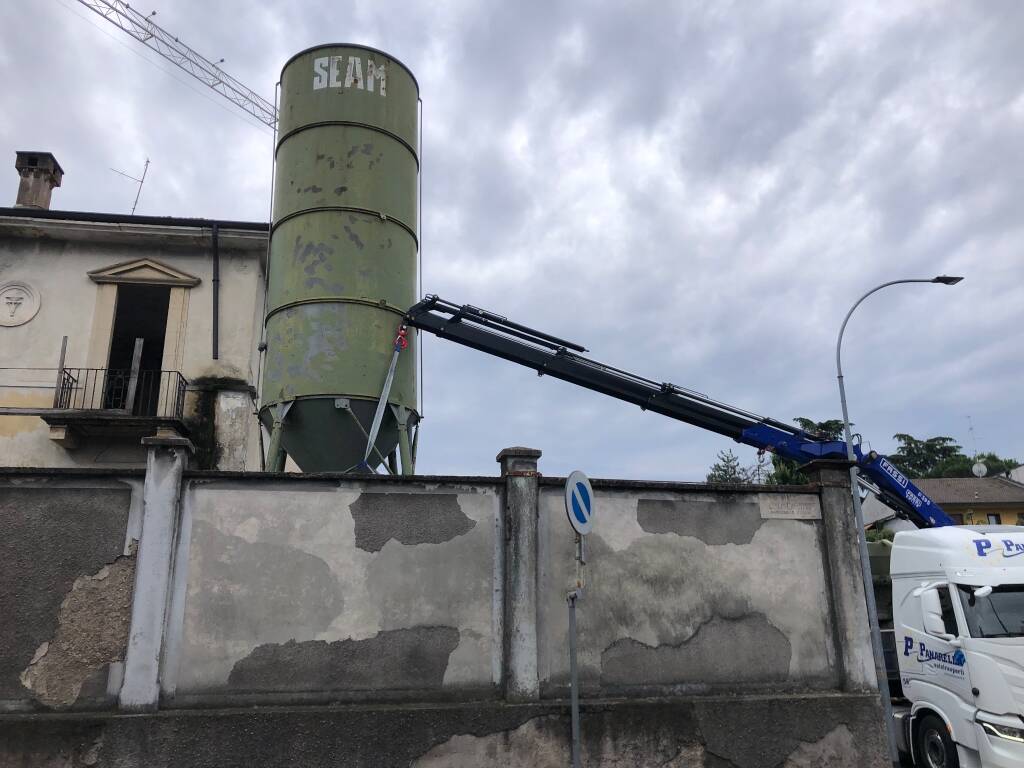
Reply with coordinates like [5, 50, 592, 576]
[0, 152, 268, 469]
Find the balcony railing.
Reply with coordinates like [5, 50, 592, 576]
[54, 368, 187, 419]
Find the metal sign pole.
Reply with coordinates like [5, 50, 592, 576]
[564, 472, 593, 768]
[568, 579, 581, 768]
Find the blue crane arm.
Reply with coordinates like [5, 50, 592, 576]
[740, 423, 953, 527]
[405, 295, 954, 528]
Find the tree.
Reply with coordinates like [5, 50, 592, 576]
[925, 450, 1019, 479]
[793, 418, 846, 441]
[887, 434, 962, 478]
[964, 452, 1020, 478]
[706, 449, 753, 484]
[866, 527, 895, 542]
[768, 453, 807, 485]
[887, 434, 1020, 479]
[747, 451, 774, 484]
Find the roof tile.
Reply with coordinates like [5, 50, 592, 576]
[916, 477, 1024, 505]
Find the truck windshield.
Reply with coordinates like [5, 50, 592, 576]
[956, 584, 1024, 639]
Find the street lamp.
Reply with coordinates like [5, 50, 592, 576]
[836, 274, 963, 761]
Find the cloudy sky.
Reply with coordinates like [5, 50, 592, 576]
[2, 1, 1021, 479]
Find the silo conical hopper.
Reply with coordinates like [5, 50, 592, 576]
[260, 44, 419, 472]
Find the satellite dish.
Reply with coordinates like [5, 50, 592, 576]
[972, 462, 988, 478]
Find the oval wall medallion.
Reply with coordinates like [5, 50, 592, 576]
[0, 281, 41, 327]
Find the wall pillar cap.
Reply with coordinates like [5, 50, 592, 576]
[496, 447, 542, 476]
[496, 446, 542, 462]
[141, 435, 195, 453]
[800, 458, 856, 489]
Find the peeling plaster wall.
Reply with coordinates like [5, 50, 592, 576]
[0, 477, 135, 711]
[163, 478, 840, 703]
[212, 390, 255, 471]
[537, 486, 838, 696]
[20, 551, 135, 708]
[167, 478, 501, 702]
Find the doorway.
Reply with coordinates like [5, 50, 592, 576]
[104, 284, 171, 415]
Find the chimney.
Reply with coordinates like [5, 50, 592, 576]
[14, 151, 63, 209]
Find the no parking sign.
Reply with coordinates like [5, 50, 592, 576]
[564, 470, 594, 536]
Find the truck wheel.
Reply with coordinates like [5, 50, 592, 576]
[916, 714, 959, 768]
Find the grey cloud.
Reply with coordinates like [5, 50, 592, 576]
[1, 0, 1020, 478]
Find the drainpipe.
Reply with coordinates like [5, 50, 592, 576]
[211, 222, 220, 360]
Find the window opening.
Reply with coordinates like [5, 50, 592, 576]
[104, 284, 171, 415]
[937, 587, 959, 637]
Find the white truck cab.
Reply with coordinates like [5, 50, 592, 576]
[890, 526, 1024, 768]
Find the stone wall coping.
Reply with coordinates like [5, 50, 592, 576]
[181, 470, 507, 486]
[538, 476, 820, 494]
[0, 466, 819, 494]
[0, 467, 147, 479]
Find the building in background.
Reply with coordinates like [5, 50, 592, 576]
[0, 152, 268, 469]
[913, 476, 1024, 526]
[865, 475, 1024, 531]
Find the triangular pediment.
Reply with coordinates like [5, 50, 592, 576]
[88, 258, 201, 287]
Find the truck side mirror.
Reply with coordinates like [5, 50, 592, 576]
[921, 588, 954, 640]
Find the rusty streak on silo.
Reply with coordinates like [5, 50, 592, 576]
[260, 44, 419, 473]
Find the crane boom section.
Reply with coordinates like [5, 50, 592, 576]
[405, 296, 953, 528]
[76, 0, 278, 128]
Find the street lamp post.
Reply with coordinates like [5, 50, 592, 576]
[836, 275, 963, 762]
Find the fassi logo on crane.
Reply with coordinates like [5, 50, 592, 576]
[312, 56, 386, 96]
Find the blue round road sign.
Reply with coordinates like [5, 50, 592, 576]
[565, 470, 594, 535]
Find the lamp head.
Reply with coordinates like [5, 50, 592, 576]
[933, 275, 964, 285]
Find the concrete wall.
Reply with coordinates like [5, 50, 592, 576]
[165, 476, 502, 703]
[537, 483, 838, 697]
[0, 450, 889, 766]
[169, 476, 841, 704]
[0, 471, 141, 712]
[0, 214, 266, 470]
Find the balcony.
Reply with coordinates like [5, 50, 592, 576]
[54, 368, 186, 417]
[0, 366, 189, 448]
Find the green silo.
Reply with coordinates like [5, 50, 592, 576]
[260, 44, 419, 473]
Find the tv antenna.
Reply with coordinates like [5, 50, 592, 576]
[967, 416, 988, 477]
[110, 158, 150, 215]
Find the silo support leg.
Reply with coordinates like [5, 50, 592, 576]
[391, 404, 415, 475]
[266, 430, 287, 472]
[266, 401, 293, 473]
[337, 399, 391, 471]
[387, 450, 399, 475]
